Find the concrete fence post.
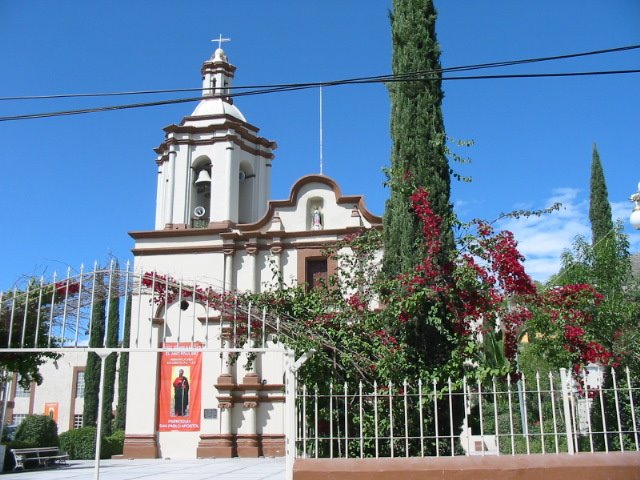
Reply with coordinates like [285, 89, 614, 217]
[560, 368, 575, 455]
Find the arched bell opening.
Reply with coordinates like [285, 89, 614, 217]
[191, 157, 212, 228]
[238, 161, 256, 224]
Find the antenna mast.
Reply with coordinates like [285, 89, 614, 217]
[319, 85, 324, 175]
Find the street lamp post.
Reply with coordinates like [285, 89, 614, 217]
[631, 181, 640, 230]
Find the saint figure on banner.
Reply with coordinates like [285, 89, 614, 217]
[173, 368, 190, 416]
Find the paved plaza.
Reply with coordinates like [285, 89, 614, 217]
[1, 458, 285, 480]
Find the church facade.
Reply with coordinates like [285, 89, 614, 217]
[122, 46, 381, 459]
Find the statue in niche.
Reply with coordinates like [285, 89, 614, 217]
[312, 208, 323, 230]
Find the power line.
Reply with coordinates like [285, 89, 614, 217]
[1, 43, 638, 102]
[0, 68, 639, 123]
[0, 97, 202, 122]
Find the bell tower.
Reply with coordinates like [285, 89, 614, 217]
[153, 43, 277, 230]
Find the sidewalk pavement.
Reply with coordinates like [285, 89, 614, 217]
[1, 458, 285, 480]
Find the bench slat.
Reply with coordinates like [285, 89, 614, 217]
[12, 447, 69, 471]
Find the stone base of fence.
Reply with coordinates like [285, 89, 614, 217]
[294, 452, 640, 480]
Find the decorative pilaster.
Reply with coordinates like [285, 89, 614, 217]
[223, 144, 235, 221]
[245, 241, 258, 293]
[197, 399, 235, 458]
[218, 326, 234, 383]
[163, 147, 178, 229]
[270, 242, 282, 289]
[198, 327, 236, 458]
[223, 246, 235, 292]
[238, 373, 261, 457]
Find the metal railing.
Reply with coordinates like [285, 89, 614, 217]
[296, 368, 639, 459]
[0, 261, 293, 352]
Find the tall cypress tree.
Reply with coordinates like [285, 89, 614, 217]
[114, 294, 131, 431]
[589, 144, 613, 245]
[100, 267, 120, 436]
[383, 0, 454, 276]
[83, 273, 106, 427]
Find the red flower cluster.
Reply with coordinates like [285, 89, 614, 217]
[540, 284, 616, 371]
[388, 190, 533, 371]
[54, 279, 80, 297]
[396, 187, 619, 376]
[564, 324, 585, 342]
[397, 189, 538, 367]
[502, 307, 533, 361]
[141, 272, 236, 312]
[409, 188, 444, 263]
[478, 229, 536, 297]
[374, 329, 399, 348]
[583, 341, 616, 365]
[544, 284, 604, 308]
[306, 312, 338, 328]
[343, 231, 364, 244]
[347, 294, 366, 311]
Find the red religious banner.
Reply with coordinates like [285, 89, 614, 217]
[158, 342, 202, 431]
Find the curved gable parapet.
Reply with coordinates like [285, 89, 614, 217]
[238, 174, 382, 232]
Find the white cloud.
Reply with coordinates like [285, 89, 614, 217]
[454, 198, 477, 216]
[497, 188, 590, 283]
[611, 200, 632, 224]
[521, 258, 566, 282]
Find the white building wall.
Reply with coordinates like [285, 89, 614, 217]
[9, 352, 99, 434]
[134, 253, 226, 290]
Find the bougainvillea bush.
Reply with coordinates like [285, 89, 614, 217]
[247, 187, 619, 390]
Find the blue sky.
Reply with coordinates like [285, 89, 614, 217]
[1, 1, 639, 289]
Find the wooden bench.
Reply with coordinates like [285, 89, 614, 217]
[11, 446, 69, 470]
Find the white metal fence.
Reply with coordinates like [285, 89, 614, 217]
[0, 263, 302, 480]
[296, 368, 639, 459]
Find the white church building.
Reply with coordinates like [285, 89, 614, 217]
[121, 45, 381, 459]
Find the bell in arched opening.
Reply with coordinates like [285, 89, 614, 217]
[191, 166, 212, 228]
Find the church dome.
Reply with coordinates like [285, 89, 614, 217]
[190, 97, 247, 122]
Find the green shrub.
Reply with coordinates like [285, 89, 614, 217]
[106, 430, 125, 456]
[14, 415, 59, 448]
[59, 426, 114, 459]
[60, 427, 92, 459]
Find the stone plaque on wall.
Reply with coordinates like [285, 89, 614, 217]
[203, 408, 218, 419]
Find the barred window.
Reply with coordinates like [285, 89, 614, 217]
[12, 414, 27, 425]
[73, 414, 83, 429]
[14, 378, 31, 398]
[75, 371, 85, 398]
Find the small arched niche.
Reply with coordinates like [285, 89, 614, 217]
[307, 197, 324, 231]
[238, 161, 255, 224]
[191, 156, 212, 228]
